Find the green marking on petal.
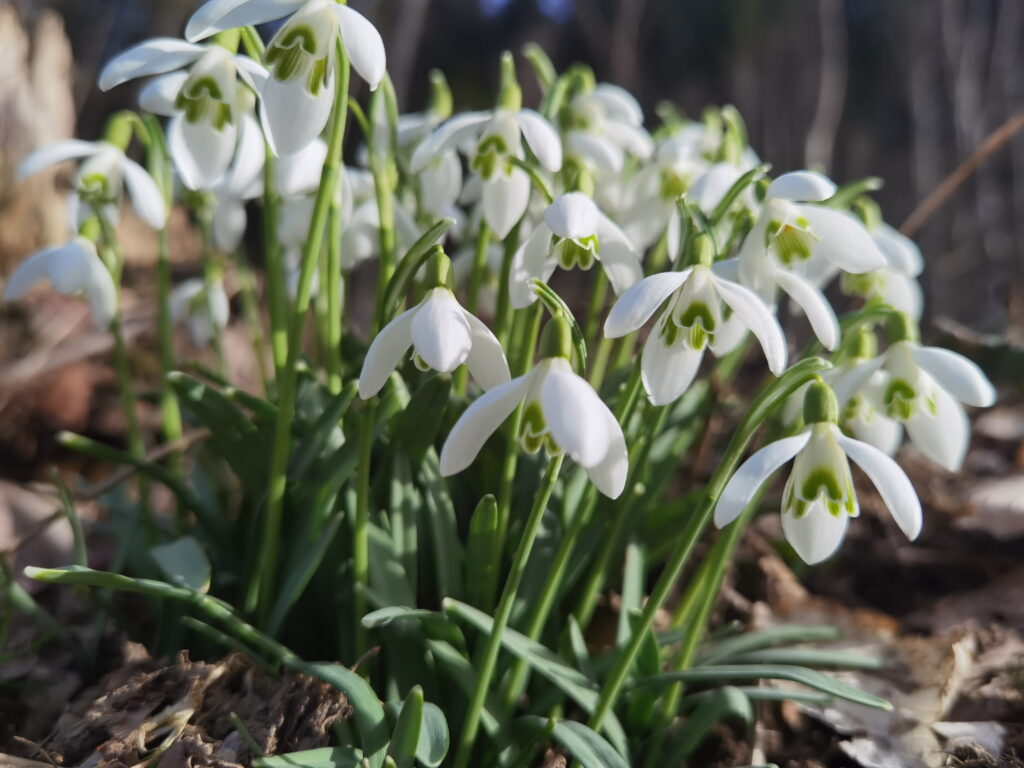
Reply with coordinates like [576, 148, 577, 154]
[883, 379, 917, 421]
[660, 168, 689, 201]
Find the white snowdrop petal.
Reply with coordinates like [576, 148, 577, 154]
[585, 407, 629, 499]
[482, 169, 530, 240]
[186, 0, 302, 41]
[640, 330, 704, 406]
[604, 271, 689, 338]
[539, 363, 615, 468]
[99, 38, 205, 91]
[595, 224, 643, 296]
[334, 4, 386, 90]
[358, 306, 416, 399]
[509, 226, 556, 309]
[224, 113, 266, 195]
[212, 198, 248, 251]
[544, 193, 599, 239]
[910, 345, 996, 407]
[515, 109, 563, 172]
[904, 386, 970, 472]
[411, 290, 473, 373]
[830, 357, 885, 409]
[18, 140, 99, 179]
[276, 138, 327, 196]
[260, 71, 335, 156]
[798, 204, 887, 274]
[714, 431, 812, 528]
[874, 222, 923, 276]
[848, 413, 903, 457]
[567, 131, 623, 172]
[782, 501, 849, 564]
[600, 120, 654, 159]
[773, 268, 839, 351]
[835, 431, 922, 540]
[462, 311, 511, 391]
[120, 157, 168, 229]
[713, 276, 787, 374]
[592, 83, 644, 126]
[440, 373, 534, 476]
[767, 170, 836, 202]
[168, 116, 238, 190]
[410, 112, 490, 172]
[879, 271, 924, 321]
[138, 72, 188, 116]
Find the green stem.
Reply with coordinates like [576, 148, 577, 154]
[452, 453, 564, 768]
[196, 203, 228, 377]
[256, 42, 350, 623]
[353, 400, 376, 655]
[454, 222, 492, 395]
[583, 270, 609, 346]
[586, 357, 830, 732]
[494, 225, 521, 348]
[326, 202, 344, 393]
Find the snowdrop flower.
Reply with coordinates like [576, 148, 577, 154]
[440, 315, 627, 498]
[19, 140, 166, 230]
[715, 381, 922, 564]
[831, 314, 995, 471]
[510, 192, 642, 308]
[411, 100, 562, 239]
[99, 39, 267, 190]
[842, 218, 925, 320]
[208, 114, 265, 251]
[170, 277, 230, 346]
[563, 82, 652, 173]
[4, 238, 117, 329]
[605, 234, 786, 405]
[186, 0, 385, 155]
[359, 251, 509, 398]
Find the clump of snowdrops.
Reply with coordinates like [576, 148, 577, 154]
[3, 2, 996, 766]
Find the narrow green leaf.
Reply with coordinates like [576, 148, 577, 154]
[392, 376, 451, 465]
[465, 495, 498, 609]
[424, 640, 503, 736]
[388, 686, 423, 768]
[265, 514, 344, 635]
[518, 717, 628, 768]
[416, 702, 449, 767]
[727, 648, 885, 670]
[710, 163, 770, 225]
[289, 382, 357, 478]
[683, 686, 832, 707]
[253, 747, 362, 768]
[150, 536, 211, 593]
[362, 607, 439, 629]
[697, 625, 842, 665]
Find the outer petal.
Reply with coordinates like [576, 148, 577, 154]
[411, 290, 473, 373]
[138, 72, 188, 116]
[224, 113, 266, 196]
[410, 112, 490, 172]
[767, 171, 836, 202]
[439, 372, 534, 475]
[604, 270, 689, 338]
[593, 83, 644, 125]
[600, 120, 653, 159]
[714, 431, 812, 527]
[544, 192, 599, 239]
[782, 501, 850, 564]
[830, 357, 885, 409]
[567, 131, 623, 172]
[595, 217, 643, 295]
[798, 204, 886, 273]
[120, 157, 168, 229]
[168, 115, 238, 190]
[98, 38, 205, 91]
[358, 306, 416, 398]
[462, 311, 511, 390]
[540, 360, 615, 468]
[510, 225, 556, 309]
[878, 271, 923, 320]
[334, 4, 386, 90]
[910, 345, 995, 407]
[18, 140, 99, 179]
[713, 275, 787, 374]
[186, 0, 303, 41]
[874, 222, 923, 276]
[276, 138, 327, 196]
[482, 168, 530, 239]
[515, 109, 563, 172]
[848, 412, 903, 457]
[260, 71, 335, 156]
[835, 431, 922, 540]
[213, 197, 247, 251]
[773, 267, 839, 351]
[905, 386, 970, 472]
[640, 330, 704, 406]
[585, 407, 628, 499]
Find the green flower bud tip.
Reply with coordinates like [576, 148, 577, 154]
[425, 246, 453, 289]
[803, 379, 839, 424]
[213, 28, 241, 53]
[846, 325, 878, 361]
[103, 112, 136, 152]
[497, 51, 523, 112]
[885, 311, 919, 344]
[851, 196, 882, 230]
[692, 234, 715, 267]
[469, 494, 498, 534]
[429, 69, 453, 121]
[539, 314, 573, 360]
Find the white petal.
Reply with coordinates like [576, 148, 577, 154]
[874, 222, 923, 276]
[782, 501, 849, 564]
[592, 83, 644, 126]
[358, 306, 416, 398]
[714, 431, 812, 527]
[713, 275, 787, 374]
[831, 357, 886, 409]
[98, 38, 205, 91]
[540, 361, 615, 468]
[798, 204, 887, 273]
[260, 70, 334, 156]
[120, 157, 168, 229]
[186, 0, 302, 41]
[440, 372, 534, 475]
[212, 197, 248, 251]
[604, 270, 689, 338]
[848, 412, 903, 457]
[905, 386, 970, 472]
[514, 109, 562, 172]
[463, 311, 511, 391]
[910, 345, 995, 407]
[689, 164, 744, 214]
[835, 431, 922, 540]
[410, 112, 490, 172]
[767, 171, 836, 202]
[878, 271, 923, 321]
[411, 289, 473, 373]
[773, 268, 839, 351]
[168, 115, 238, 190]
[600, 120, 653, 159]
[138, 72, 188, 116]
[224, 113, 266, 195]
[640, 330, 704, 406]
[509, 225, 555, 309]
[544, 192, 599, 239]
[595, 217, 643, 295]
[276, 138, 327, 196]
[567, 131, 623, 172]
[334, 4, 386, 90]
[585, 407, 628, 499]
[18, 140, 99, 179]
[482, 169, 530, 239]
